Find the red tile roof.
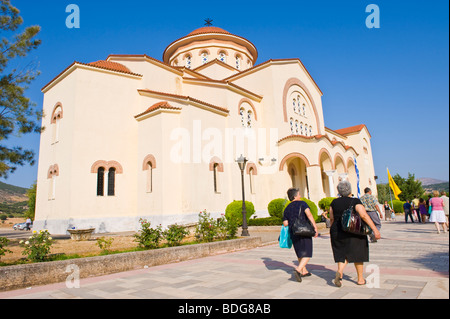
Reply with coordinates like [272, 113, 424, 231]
[188, 26, 231, 35]
[334, 124, 370, 137]
[88, 60, 133, 74]
[135, 101, 181, 118]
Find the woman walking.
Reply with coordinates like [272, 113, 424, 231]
[383, 201, 393, 221]
[329, 181, 381, 287]
[419, 198, 428, 223]
[282, 188, 318, 282]
[429, 190, 447, 234]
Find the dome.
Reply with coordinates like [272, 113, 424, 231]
[188, 26, 231, 36]
[163, 26, 258, 69]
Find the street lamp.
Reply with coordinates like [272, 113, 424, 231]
[236, 154, 250, 236]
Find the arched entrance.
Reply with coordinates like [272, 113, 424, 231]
[279, 153, 311, 199]
[319, 149, 334, 197]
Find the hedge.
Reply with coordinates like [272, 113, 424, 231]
[267, 198, 290, 219]
[248, 217, 283, 226]
[225, 200, 255, 225]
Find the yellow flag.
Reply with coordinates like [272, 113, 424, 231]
[387, 168, 402, 200]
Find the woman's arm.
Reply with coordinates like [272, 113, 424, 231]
[329, 206, 334, 226]
[355, 204, 381, 239]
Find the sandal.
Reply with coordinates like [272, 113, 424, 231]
[294, 269, 302, 282]
[357, 279, 366, 286]
[334, 272, 342, 287]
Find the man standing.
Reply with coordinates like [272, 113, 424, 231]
[360, 187, 382, 242]
[403, 200, 414, 223]
[412, 196, 421, 222]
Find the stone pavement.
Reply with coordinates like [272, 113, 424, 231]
[0, 220, 448, 299]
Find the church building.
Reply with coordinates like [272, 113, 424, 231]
[34, 25, 377, 234]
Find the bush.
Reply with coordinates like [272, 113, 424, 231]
[225, 200, 255, 225]
[267, 198, 290, 219]
[248, 217, 282, 226]
[19, 229, 54, 262]
[302, 198, 320, 223]
[96, 237, 114, 254]
[195, 210, 217, 243]
[318, 197, 336, 213]
[0, 236, 12, 261]
[391, 200, 405, 213]
[164, 224, 189, 247]
[134, 219, 163, 249]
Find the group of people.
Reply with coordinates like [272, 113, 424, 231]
[403, 191, 448, 233]
[281, 181, 448, 287]
[282, 181, 381, 287]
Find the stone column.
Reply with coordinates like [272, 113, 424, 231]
[306, 165, 324, 203]
[324, 170, 336, 197]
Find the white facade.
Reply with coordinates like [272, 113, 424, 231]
[34, 26, 377, 234]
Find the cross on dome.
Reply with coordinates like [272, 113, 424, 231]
[204, 18, 213, 26]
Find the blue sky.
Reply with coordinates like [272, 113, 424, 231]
[1, 0, 448, 188]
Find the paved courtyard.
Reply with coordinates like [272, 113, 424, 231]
[0, 220, 448, 299]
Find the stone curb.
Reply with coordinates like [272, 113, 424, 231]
[0, 237, 261, 292]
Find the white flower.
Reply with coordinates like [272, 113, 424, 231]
[19, 240, 24, 244]
[25, 241, 29, 245]
[48, 237, 52, 240]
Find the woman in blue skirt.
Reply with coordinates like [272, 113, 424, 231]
[282, 188, 318, 282]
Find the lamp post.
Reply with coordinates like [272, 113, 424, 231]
[236, 154, 250, 236]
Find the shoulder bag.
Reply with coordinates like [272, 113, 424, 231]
[292, 203, 316, 237]
[341, 199, 372, 236]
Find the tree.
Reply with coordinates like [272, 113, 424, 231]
[0, 0, 42, 178]
[392, 173, 424, 201]
[25, 181, 36, 220]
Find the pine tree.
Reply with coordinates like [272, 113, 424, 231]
[0, 0, 42, 178]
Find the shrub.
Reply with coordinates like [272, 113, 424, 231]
[96, 237, 114, 254]
[392, 200, 405, 213]
[19, 229, 54, 262]
[195, 210, 217, 242]
[248, 217, 282, 226]
[0, 236, 12, 261]
[134, 218, 163, 249]
[318, 197, 336, 213]
[164, 224, 189, 247]
[225, 200, 255, 225]
[267, 198, 290, 219]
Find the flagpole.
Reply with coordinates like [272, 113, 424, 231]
[387, 167, 394, 210]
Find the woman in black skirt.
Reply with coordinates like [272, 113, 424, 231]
[329, 181, 381, 287]
[283, 188, 318, 282]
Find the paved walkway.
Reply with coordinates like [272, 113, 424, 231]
[0, 221, 448, 299]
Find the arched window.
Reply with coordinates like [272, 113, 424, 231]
[300, 122, 304, 135]
[302, 103, 306, 116]
[219, 52, 226, 63]
[107, 168, 116, 196]
[146, 162, 153, 193]
[97, 167, 105, 196]
[201, 52, 208, 64]
[51, 103, 63, 144]
[293, 99, 297, 113]
[185, 55, 192, 69]
[309, 126, 313, 136]
[247, 110, 253, 128]
[295, 120, 299, 134]
[92, 160, 123, 196]
[236, 55, 241, 69]
[249, 167, 255, 194]
[290, 118, 294, 134]
[47, 164, 59, 200]
[210, 157, 223, 193]
[213, 163, 219, 193]
[240, 108, 245, 126]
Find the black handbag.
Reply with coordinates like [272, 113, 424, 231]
[341, 200, 372, 236]
[292, 204, 316, 237]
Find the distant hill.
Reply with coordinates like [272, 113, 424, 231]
[418, 177, 448, 186]
[0, 181, 28, 204]
[423, 182, 449, 193]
